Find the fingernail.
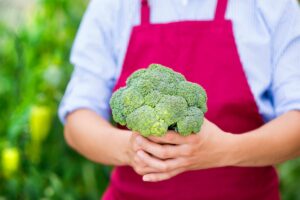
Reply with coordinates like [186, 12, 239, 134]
[143, 176, 151, 182]
[137, 150, 143, 157]
[136, 136, 142, 145]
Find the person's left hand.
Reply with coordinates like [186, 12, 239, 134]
[134, 118, 235, 182]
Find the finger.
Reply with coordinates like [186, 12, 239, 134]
[143, 168, 184, 182]
[136, 136, 183, 159]
[134, 152, 148, 167]
[137, 150, 185, 172]
[130, 132, 139, 144]
[133, 155, 158, 175]
[133, 131, 141, 136]
[148, 131, 195, 145]
[134, 165, 159, 175]
[131, 132, 144, 152]
[131, 132, 140, 140]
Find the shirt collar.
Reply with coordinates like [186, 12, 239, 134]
[181, 0, 189, 6]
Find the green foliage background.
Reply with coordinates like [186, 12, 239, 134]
[0, 0, 299, 199]
[0, 0, 109, 199]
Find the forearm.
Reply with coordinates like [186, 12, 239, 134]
[228, 110, 300, 167]
[64, 109, 131, 166]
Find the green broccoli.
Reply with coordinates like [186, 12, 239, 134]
[110, 64, 207, 137]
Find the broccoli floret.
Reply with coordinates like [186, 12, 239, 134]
[150, 120, 169, 137]
[132, 78, 156, 96]
[109, 87, 126, 125]
[144, 90, 163, 107]
[126, 69, 147, 86]
[155, 95, 188, 126]
[177, 81, 207, 107]
[110, 63, 207, 136]
[149, 64, 185, 82]
[121, 87, 144, 115]
[177, 107, 204, 136]
[126, 105, 168, 137]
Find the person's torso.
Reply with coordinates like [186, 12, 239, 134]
[102, 0, 279, 199]
[98, 0, 289, 122]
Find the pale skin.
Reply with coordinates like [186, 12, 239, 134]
[64, 109, 300, 182]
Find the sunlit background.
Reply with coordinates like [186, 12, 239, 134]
[0, 0, 299, 199]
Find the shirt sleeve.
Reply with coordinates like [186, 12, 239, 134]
[58, 0, 120, 124]
[271, 0, 300, 117]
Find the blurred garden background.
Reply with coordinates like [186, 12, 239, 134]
[0, 0, 300, 199]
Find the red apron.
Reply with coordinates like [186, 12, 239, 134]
[103, 0, 279, 199]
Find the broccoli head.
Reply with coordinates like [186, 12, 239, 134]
[110, 64, 207, 137]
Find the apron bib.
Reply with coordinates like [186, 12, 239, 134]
[103, 0, 279, 199]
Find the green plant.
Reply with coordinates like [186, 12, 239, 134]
[110, 64, 207, 137]
[1, 147, 20, 178]
[0, 0, 110, 199]
[279, 159, 300, 200]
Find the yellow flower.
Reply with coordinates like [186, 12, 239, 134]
[1, 147, 20, 178]
[29, 105, 52, 143]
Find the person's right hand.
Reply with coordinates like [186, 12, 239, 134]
[126, 132, 159, 176]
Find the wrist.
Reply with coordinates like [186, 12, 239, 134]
[222, 132, 262, 167]
[114, 129, 132, 166]
[218, 132, 242, 167]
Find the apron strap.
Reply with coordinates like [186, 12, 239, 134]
[141, 0, 150, 25]
[214, 0, 228, 21]
[141, 0, 228, 24]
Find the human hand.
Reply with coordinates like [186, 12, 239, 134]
[134, 119, 234, 182]
[125, 132, 159, 176]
